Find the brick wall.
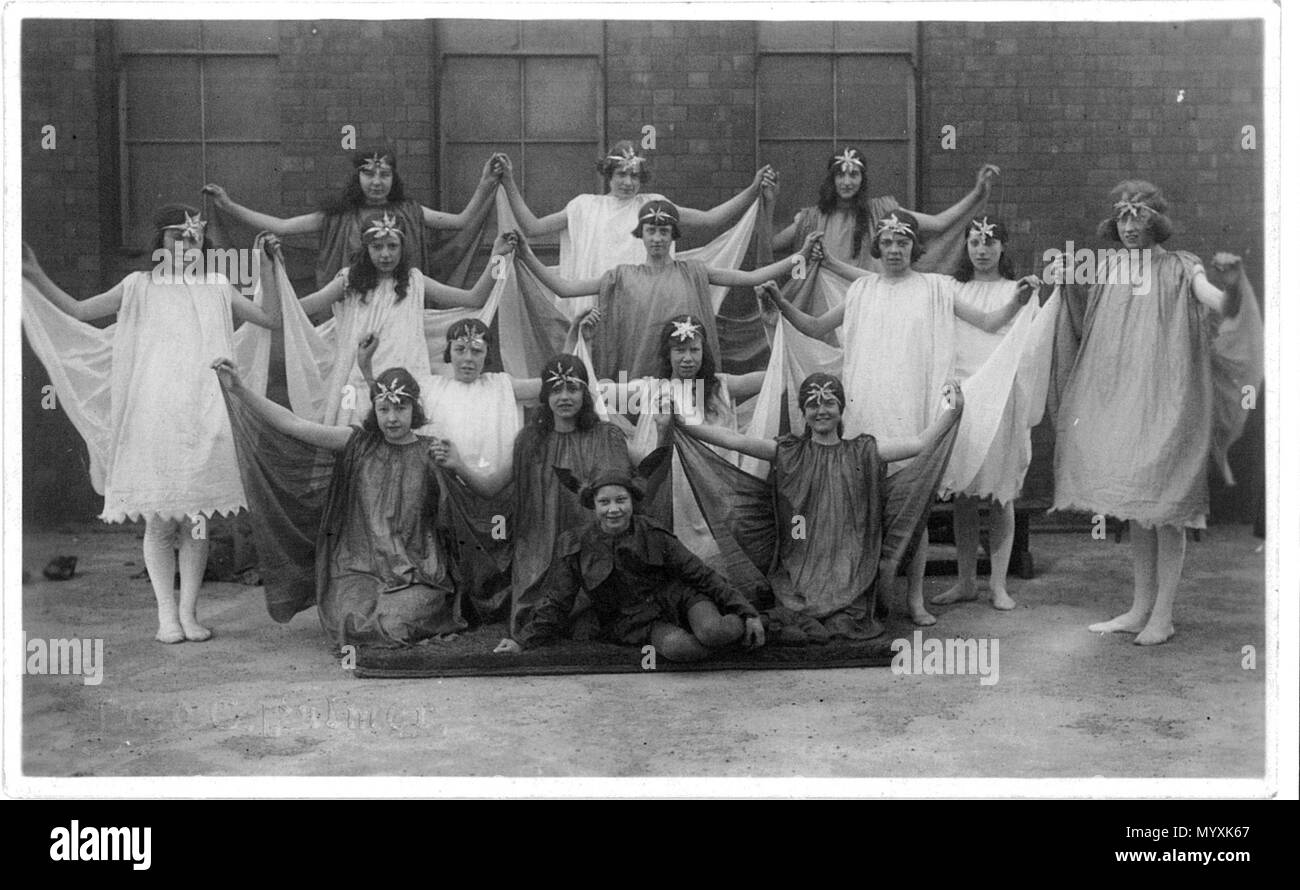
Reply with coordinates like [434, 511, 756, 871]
[919, 20, 1265, 288]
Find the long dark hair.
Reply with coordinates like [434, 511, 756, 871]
[345, 213, 411, 303]
[953, 216, 1017, 283]
[815, 147, 872, 258]
[320, 147, 408, 215]
[655, 314, 720, 408]
[515, 354, 600, 461]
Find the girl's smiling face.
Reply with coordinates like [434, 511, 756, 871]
[835, 168, 864, 201]
[802, 396, 842, 438]
[548, 381, 584, 421]
[1117, 210, 1154, 249]
[593, 484, 633, 535]
[374, 398, 415, 443]
[367, 233, 402, 274]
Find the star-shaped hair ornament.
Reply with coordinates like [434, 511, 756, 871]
[544, 365, 587, 389]
[373, 378, 411, 405]
[363, 211, 404, 241]
[1113, 197, 1154, 220]
[164, 211, 207, 243]
[801, 381, 843, 409]
[360, 152, 393, 174]
[639, 205, 678, 226]
[832, 148, 864, 174]
[877, 213, 915, 239]
[970, 216, 998, 243]
[669, 319, 702, 342]
[607, 145, 645, 173]
[452, 331, 487, 349]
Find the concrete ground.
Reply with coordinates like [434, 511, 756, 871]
[17, 520, 1266, 780]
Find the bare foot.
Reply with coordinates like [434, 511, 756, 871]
[180, 621, 212, 642]
[1088, 611, 1149, 634]
[931, 580, 977, 606]
[990, 586, 1017, 611]
[1134, 621, 1175, 646]
[155, 624, 185, 644]
[910, 608, 937, 627]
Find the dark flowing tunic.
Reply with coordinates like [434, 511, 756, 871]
[508, 421, 632, 636]
[221, 385, 465, 646]
[591, 260, 720, 380]
[515, 515, 758, 649]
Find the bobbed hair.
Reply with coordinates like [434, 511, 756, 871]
[1096, 179, 1173, 244]
[869, 210, 925, 263]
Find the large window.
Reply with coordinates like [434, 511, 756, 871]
[757, 22, 917, 227]
[437, 21, 603, 242]
[117, 21, 280, 247]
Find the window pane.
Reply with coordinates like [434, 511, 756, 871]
[837, 56, 912, 139]
[117, 21, 200, 52]
[206, 143, 283, 214]
[758, 56, 832, 139]
[439, 21, 520, 53]
[201, 20, 278, 52]
[759, 139, 833, 230]
[524, 58, 598, 139]
[834, 21, 917, 53]
[442, 141, 517, 218]
[521, 142, 599, 219]
[522, 20, 603, 53]
[756, 22, 833, 51]
[852, 142, 912, 206]
[205, 57, 279, 140]
[124, 57, 201, 140]
[127, 143, 203, 236]
[442, 57, 521, 140]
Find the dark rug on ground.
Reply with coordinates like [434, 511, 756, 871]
[352, 622, 934, 678]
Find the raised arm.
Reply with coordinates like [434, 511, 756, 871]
[211, 358, 352, 451]
[511, 377, 543, 402]
[876, 381, 964, 463]
[757, 278, 846, 341]
[422, 232, 515, 309]
[677, 165, 774, 236]
[22, 243, 124, 321]
[1192, 252, 1246, 318]
[494, 154, 568, 238]
[421, 156, 500, 229]
[513, 231, 602, 298]
[953, 275, 1036, 332]
[677, 418, 777, 463]
[201, 184, 324, 237]
[718, 370, 767, 403]
[230, 235, 285, 330]
[707, 230, 822, 288]
[907, 164, 999, 235]
[297, 275, 349, 317]
[431, 438, 512, 498]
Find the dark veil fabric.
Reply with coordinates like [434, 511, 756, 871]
[221, 384, 339, 622]
[664, 413, 961, 641]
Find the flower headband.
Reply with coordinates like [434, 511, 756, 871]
[373, 378, 412, 405]
[607, 145, 645, 173]
[639, 204, 678, 226]
[450, 330, 487, 350]
[360, 152, 394, 174]
[877, 213, 916, 240]
[801, 381, 843, 409]
[544, 365, 586, 389]
[832, 149, 864, 174]
[162, 211, 206, 242]
[969, 216, 998, 243]
[363, 211, 404, 242]
[669, 319, 702, 343]
[1113, 197, 1155, 220]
